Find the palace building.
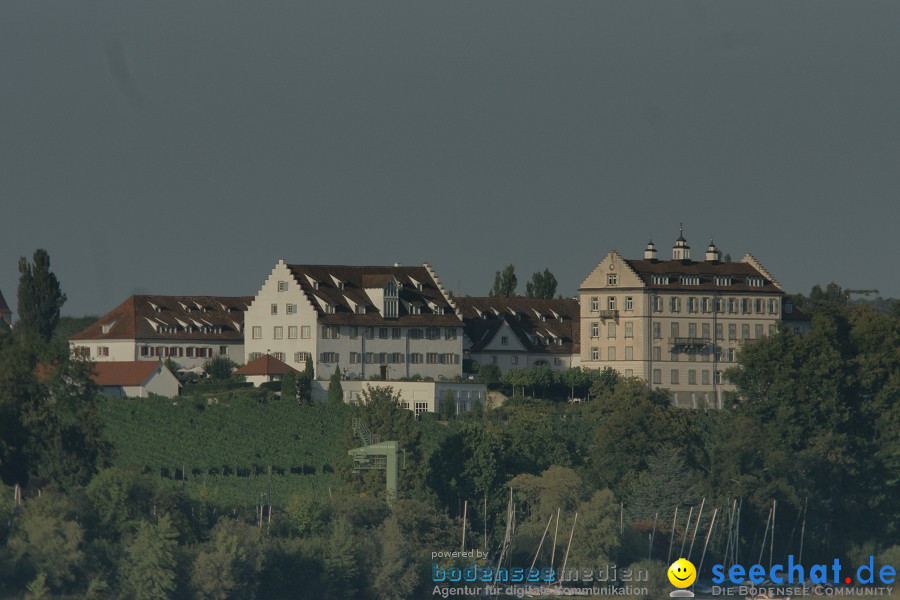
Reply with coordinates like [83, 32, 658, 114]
[579, 229, 809, 408]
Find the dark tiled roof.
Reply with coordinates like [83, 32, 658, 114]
[70, 295, 253, 342]
[782, 304, 811, 322]
[285, 264, 461, 326]
[0, 289, 10, 315]
[622, 259, 782, 293]
[235, 354, 297, 376]
[456, 297, 580, 354]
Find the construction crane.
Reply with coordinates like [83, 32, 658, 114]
[348, 418, 405, 506]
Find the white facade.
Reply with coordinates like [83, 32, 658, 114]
[244, 261, 464, 381]
[311, 380, 488, 415]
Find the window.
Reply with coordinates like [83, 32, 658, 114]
[385, 299, 399, 319]
[670, 350, 679, 362]
[271, 304, 278, 315]
[140, 346, 149, 357]
[625, 322, 633, 338]
[288, 326, 297, 339]
[350, 352, 361, 364]
[607, 322, 616, 338]
[444, 328, 457, 340]
[715, 371, 722, 384]
[608, 296, 616, 310]
[252, 326, 262, 339]
[393, 328, 402, 339]
[378, 352, 387, 364]
[501, 336, 508, 345]
[715, 298, 724, 313]
[187, 347, 195, 358]
[349, 327, 358, 339]
[754, 299, 764, 314]
[379, 327, 389, 339]
[295, 351, 309, 363]
[426, 353, 439, 364]
[716, 324, 723, 339]
[715, 276, 732, 286]
[625, 368, 634, 377]
[277, 281, 288, 292]
[671, 322, 680, 338]
[425, 328, 440, 340]
[702, 370, 710, 385]
[681, 275, 700, 286]
[652, 275, 670, 285]
[591, 347, 599, 360]
[608, 347, 616, 360]
[742, 324, 750, 340]
[727, 348, 736, 362]
[755, 324, 763, 339]
[688, 323, 697, 338]
[728, 298, 738, 313]
[301, 326, 310, 339]
[702, 297, 712, 313]
[490, 356, 498, 364]
[554, 357, 562, 366]
[688, 297, 698, 313]
[688, 370, 697, 385]
[320, 352, 338, 363]
[653, 322, 661, 339]
[391, 352, 404, 364]
[249, 352, 262, 361]
[653, 296, 663, 312]
[322, 325, 340, 339]
[700, 323, 709, 339]
[511, 356, 519, 365]
[748, 276, 765, 287]
[671, 369, 679, 384]
[409, 328, 423, 340]
[670, 297, 681, 312]
[325, 304, 336, 314]
[624, 346, 633, 360]
[590, 297, 599, 311]
[741, 298, 751, 314]
[287, 304, 296, 315]
[590, 322, 599, 338]
[355, 305, 366, 315]
[274, 352, 285, 362]
[274, 326, 283, 339]
[414, 402, 428, 416]
[625, 296, 634, 311]
[769, 299, 779, 314]
[607, 273, 618, 286]
[366, 327, 375, 340]
[769, 324, 777, 336]
[652, 346, 661, 361]
[728, 324, 737, 340]
[653, 369, 662, 384]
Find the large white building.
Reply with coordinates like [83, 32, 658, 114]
[245, 261, 464, 380]
[70, 295, 252, 369]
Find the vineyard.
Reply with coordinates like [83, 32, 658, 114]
[98, 390, 352, 509]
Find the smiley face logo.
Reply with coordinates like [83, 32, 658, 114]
[668, 558, 697, 588]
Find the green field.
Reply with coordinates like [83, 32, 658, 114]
[98, 390, 351, 509]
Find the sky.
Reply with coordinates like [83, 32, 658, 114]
[2, 0, 899, 317]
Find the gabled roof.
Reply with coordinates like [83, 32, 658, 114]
[70, 295, 253, 342]
[0, 289, 10, 315]
[456, 297, 580, 355]
[234, 354, 297, 376]
[91, 361, 168, 387]
[283, 264, 461, 326]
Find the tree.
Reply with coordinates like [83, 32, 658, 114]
[280, 370, 298, 401]
[203, 356, 236, 379]
[561, 367, 591, 399]
[17, 249, 67, 343]
[328, 366, 343, 405]
[477, 364, 501, 389]
[489, 264, 517, 297]
[122, 515, 179, 600]
[525, 268, 558, 299]
[298, 355, 314, 404]
[191, 518, 263, 600]
[439, 389, 455, 420]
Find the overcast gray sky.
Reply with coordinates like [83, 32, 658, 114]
[2, 0, 899, 316]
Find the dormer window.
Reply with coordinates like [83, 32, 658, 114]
[385, 298, 398, 319]
[355, 305, 366, 315]
[715, 276, 732, 287]
[747, 276, 765, 287]
[326, 304, 336, 314]
[652, 275, 670, 285]
[101, 321, 116, 334]
[410, 305, 422, 315]
[680, 275, 700, 286]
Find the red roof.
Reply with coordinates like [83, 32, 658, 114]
[91, 361, 165, 387]
[234, 354, 297, 376]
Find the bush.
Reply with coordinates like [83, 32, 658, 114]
[204, 356, 238, 380]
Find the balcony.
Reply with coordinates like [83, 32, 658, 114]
[670, 337, 712, 349]
[598, 309, 619, 320]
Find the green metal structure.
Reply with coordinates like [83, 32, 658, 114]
[348, 418, 405, 505]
